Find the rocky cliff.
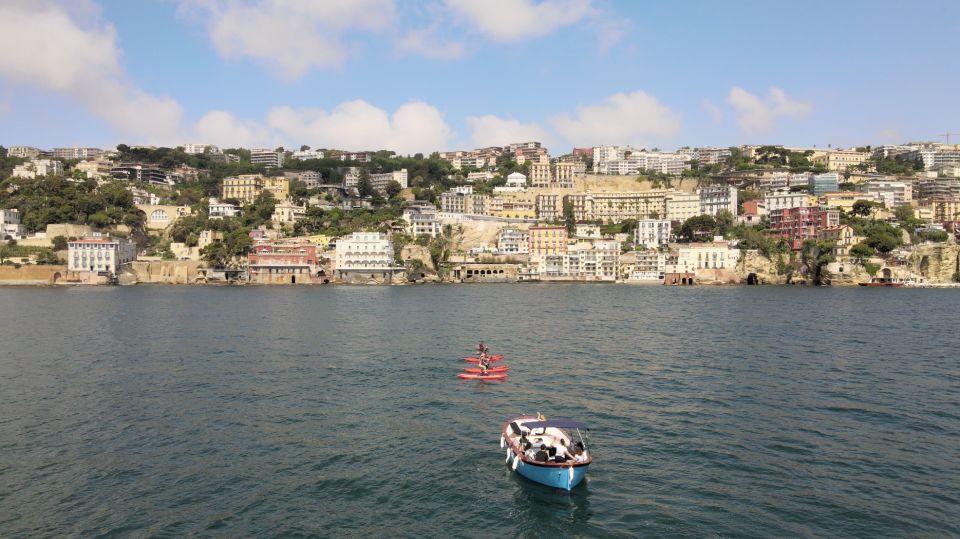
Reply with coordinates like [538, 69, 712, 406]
[737, 250, 788, 285]
[907, 244, 960, 283]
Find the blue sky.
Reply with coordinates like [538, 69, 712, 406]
[1, 0, 958, 154]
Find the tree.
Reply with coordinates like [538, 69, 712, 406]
[357, 168, 373, 198]
[385, 180, 402, 199]
[893, 204, 914, 223]
[563, 198, 575, 235]
[52, 235, 68, 251]
[300, 145, 310, 151]
[715, 210, 735, 237]
[679, 214, 717, 241]
[866, 231, 899, 253]
[849, 242, 874, 262]
[851, 200, 880, 218]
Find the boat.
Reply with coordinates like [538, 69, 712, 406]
[858, 277, 904, 287]
[457, 372, 508, 381]
[500, 416, 592, 491]
[464, 355, 504, 363]
[463, 365, 510, 374]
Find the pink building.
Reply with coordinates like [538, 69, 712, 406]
[247, 241, 321, 283]
[768, 206, 840, 250]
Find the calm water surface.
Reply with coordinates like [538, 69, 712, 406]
[1, 285, 958, 537]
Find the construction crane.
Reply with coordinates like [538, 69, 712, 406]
[939, 132, 960, 144]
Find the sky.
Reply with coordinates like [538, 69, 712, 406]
[1, 0, 958, 155]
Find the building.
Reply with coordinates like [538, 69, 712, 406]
[440, 186, 488, 215]
[129, 187, 160, 206]
[592, 147, 690, 176]
[111, 163, 168, 184]
[207, 198, 239, 220]
[6, 146, 42, 158]
[635, 219, 672, 249]
[813, 150, 870, 171]
[344, 167, 360, 193]
[496, 227, 529, 254]
[664, 192, 701, 222]
[917, 179, 960, 200]
[368, 169, 408, 194]
[536, 194, 562, 221]
[74, 159, 112, 179]
[334, 231, 398, 283]
[769, 206, 841, 249]
[284, 170, 322, 188]
[139, 205, 193, 230]
[67, 235, 137, 275]
[12, 159, 64, 179]
[222, 175, 264, 203]
[264, 176, 290, 201]
[921, 198, 960, 223]
[527, 225, 567, 256]
[51, 147, 103, 160]
[272, 202, 306, 225]
[250, 148, 284, 168]
[809, 173, 840, 196]
[534, 239, 619, 281]
[630, 249, 667, 280]
[861, 180, 912, 207]
[487, 195, 536, 219]
[818, 225, 862, 257]
[698, 185, 737, 217]
[198, 230, 223, 249]
[528, 162, 575, 189]
[290, 149, 325, 161]
[466, 171, 495, 183]
[247, 240, 319, 284]
[565, 191, 670, 223]
[402, 205, 441, 237]
[1, 209, 25, 240]
[763, 190, 816, 212]
[672, 239, 740, 272]
[819, 191, 882, 213]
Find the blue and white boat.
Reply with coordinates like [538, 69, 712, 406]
[500, 416, 592, 491]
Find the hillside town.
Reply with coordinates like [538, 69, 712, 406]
[1, 140, 959, 286]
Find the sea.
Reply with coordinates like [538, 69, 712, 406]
[0, 284, 958, 537]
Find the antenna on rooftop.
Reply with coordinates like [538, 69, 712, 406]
[938, 132, 960, 144]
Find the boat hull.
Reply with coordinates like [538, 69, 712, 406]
[509, 453, 589, 490]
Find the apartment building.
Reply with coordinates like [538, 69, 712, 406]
[698, 185, 737, 217]
[769, 206, 841, 249]
[810, 173, 840, 196]
[496, 227, 529, 254]
[68, 235, 137, 275]
[440, 186, 488, 215]
[368, 169, 408, 194]
[222, 175, 264, 203]
[250, 148, 284, 168]
[813, 150, 870, 171]
[763, 190, 816, 212]
[1, 209, 25, 240]
[665, 192, 701, 222]
[565, 191, 670, 223]
[51, 147, 103, 160]
[12, 159, 64, 179]
[527, 225, 568, 256]
[635, 219, 672, 249]
[111, 163, 168, 184]
[290, 149, 325, 161]
[402, 206, 442, 237]
[208, 198, 240, 219]
[6, 146, 42, 158]
[334, 231, 397, 282]
[536, 194, 562, 221]
[247, 240, 319, 284]
[861, 180, 912, 207]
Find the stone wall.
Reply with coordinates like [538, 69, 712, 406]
[737, 250, 788, 285]
[0, 264, 67, 284]
[126, 260, 202, 284]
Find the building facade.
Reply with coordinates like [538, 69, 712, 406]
[247, 240, 319, 283]
[250, 149, 284, 168]
[527, 225, 568, 256]
[68, 235, 137, 275]
[769, 206, 841, 249]
[698, 185, 738, 217]
[334, 232, 397, 282]
[635, 219, 672, 249]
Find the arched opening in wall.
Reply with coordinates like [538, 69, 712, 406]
[291, 275, 296, 284]
[882, 268, 892, 279]
[746, 272, 758, 285]
[322, 279, 329, 284]
[52, 272, 62, 283]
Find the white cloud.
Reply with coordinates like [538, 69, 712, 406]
[466, 115, 552, 148]
[185, 100, 453, 154]
[0, 0, 182, 143]
[727, 86, 812, 134]
[879, 128, 902, 141]
[445, 0, 594, 41]
[551, 91, 682, 148]
[398, 28, 465, 60]
[701, 98, 723, 123]
[182, 0, 395, 80]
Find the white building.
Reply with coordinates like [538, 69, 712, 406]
[496, 227, 529, 254]
[402, 206, 441, 237]
[250, 148, 284, 168]
[671, 240, 740, 273]
[74, 159, 113, 179]
[12, 159, 64, 179]
[763, 190, 814, 212]
[369, 169, 408, 194]
[506, 172, 527, 188]
[862, 180, 912, 207]
[440, 186, 488, 215]
[51, 147, 103, 160]
[290, 149, 325, 161]
[698, 185, 738, 217]
[334, 232, 396, 280]
[344, 167, 360, 192]
[466, 171, 495, 183]
[630, 249, 666, 280]
[635, 219, 672, 248]
[208, 198, 240, 219]
[129, 188, 160, 206]
[181, 143, 221, 155]
[298, 170, 321, 188]
[68, 235, 137, 275]
[1, 209, 26, 240]
[535, 239, 619, 281]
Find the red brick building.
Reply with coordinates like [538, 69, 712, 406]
[247, 241, 321, 284]
[768, 206, 840, 250]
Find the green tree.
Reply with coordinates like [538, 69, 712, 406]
[385, 180, 402, 199]
[851, 200, 879, 217]
[563, 198, 575, 235]
[357, 168, 373, 198]
[715, 210, 735, 237]
[52, 235, 68, 251]
[679, 214, 717, 241]
[893, 204, 914, 222]
[866, 231, 899, 253]
[849, 242, 874, 262]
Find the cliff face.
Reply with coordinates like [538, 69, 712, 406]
[820, 262, 871, 286]
[124, 261, 202, 284]
[737, 250, 788, 285]
[908, 244, 960, 283]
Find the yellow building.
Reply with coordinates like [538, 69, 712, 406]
[528, 225, 568, 256]
[818, 224, 862, 256]
[222, 175, 264, 203]
[565, 191, 670, 223]
[921, 198, 960, 222]
[264, 177, 290, 201]
[819, 191, 882, 212]
[813, 150, 871, 171]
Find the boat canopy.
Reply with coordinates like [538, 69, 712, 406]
[523, 420, 588, 430]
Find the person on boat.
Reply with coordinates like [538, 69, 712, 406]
[477, 351, 491, 374]
[573, 442, 587, 462]
[533, 444, 549, 462]
[477, 341, 488, 354]
[553, 439, 569, 462]
[536, 412, 546, 421]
